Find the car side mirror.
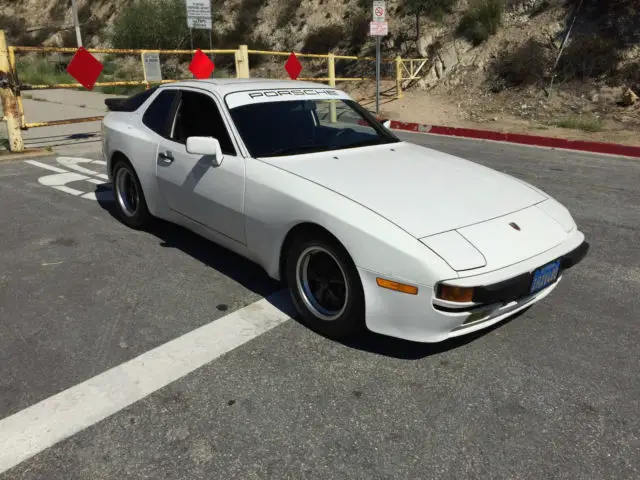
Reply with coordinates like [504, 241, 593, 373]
[186, 136, 224, 166]
[382, 119, 391, 129]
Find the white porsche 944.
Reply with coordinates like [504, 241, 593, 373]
[102, 79, 589, 343]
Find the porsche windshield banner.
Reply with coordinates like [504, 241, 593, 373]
[225, 88, 351, 109]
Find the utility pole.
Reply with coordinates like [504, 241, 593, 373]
[71, 0, 83, 47]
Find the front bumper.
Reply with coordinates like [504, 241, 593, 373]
[358, 231, 589, 343]
[436, 240, 589, 310]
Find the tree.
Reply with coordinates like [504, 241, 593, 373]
[110, 0, 217, 50]
[405, 0, 457, 39]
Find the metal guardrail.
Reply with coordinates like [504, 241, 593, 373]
[0, 29, 426, 153]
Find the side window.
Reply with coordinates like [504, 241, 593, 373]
[142, 90, 178, 137]
[170, 90, 236, 155]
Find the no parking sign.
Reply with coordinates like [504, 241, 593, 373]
[373, 1, 386, 22]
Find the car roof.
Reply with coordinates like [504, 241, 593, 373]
[159, 78, 335, 96]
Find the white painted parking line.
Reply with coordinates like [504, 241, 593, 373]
[57, 157, 109, 180]
[24, 160, 68, 174]
[25, 156, 115, 203]
[0, 290, 292, 474]
[85, 177, 106, 185]
[37, 172, 89, 196]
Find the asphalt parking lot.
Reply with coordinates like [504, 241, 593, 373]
[1, 133, 639, 479]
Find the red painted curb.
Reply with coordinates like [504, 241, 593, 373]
[387, 120, 640, 159]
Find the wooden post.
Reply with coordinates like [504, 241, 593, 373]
[328, 53, 337, 123]
[395, 55, 403, 99]
[0, 30, 24, 152]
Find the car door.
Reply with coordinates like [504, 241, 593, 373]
[155, 88, 246, 244]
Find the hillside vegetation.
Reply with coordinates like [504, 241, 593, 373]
[1, 0, 638, 135]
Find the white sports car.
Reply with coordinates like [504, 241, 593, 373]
[102, 78, 589, 343]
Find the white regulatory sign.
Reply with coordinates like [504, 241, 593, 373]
[373, 0, 386, 22]
[370, 21, 388, 37]
[186, 0, 212, 30]
[142, 52, 162, 82]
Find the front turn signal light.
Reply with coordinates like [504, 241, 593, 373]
[376, 278, 418, 295]
[438, 285, 475, 303]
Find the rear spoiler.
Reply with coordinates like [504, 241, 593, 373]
[104, 97, 131, 112]
[104, 87, 158, 112]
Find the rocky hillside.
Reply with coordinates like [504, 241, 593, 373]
[2, 0, 638, 137]
[2, 1, 638, 82]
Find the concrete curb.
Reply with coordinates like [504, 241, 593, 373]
[0, 148, 53, 162]
[387, 120, 640, 159]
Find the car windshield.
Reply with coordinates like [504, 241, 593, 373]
[227, 98, 400, 158]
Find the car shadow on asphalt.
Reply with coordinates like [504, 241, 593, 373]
[336, 309, 529, 360]
[96, 198, 281, 299]
[97, 196, 527, 360]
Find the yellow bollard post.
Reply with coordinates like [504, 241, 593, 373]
[140, 51, 150, 90]
[328, 53, 337, 123]
[234, 51, 241, 79]
[0, 30, 24, 152]
[235, 45, 250, 79]
[8, 46, 25, 128]
[395, 55, 403, 100]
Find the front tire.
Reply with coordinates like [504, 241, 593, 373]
[285, 231, 365, 340]
[112, 159, 152, 230]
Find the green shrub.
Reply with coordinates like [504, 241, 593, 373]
[489, 39, 550, 89]
[0, 15, 59, 46]
[15, 56, 71, 86]
[457, 0, 504, 46]
[615, 62, 640, 90]
[276, 0, 303, 29]
[551, 115, 604, 133]
[303, 25, 344, 53]
[247, 35, 272, 68]
[556, 34, 622, 82]
[110, 0, 212, 50]
[405, 0, 458, 22]
[222, 0, 262, 47]
[348, 14, 371, 49]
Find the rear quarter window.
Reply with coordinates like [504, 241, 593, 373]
[142, 90, 179, 137]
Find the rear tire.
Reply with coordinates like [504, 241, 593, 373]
[285, 231, 365, 340]
[112, 158, 152, 230]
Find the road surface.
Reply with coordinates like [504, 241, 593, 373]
[0, 132, 638, 479]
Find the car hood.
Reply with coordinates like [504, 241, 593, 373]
[269, 141, 548, 238]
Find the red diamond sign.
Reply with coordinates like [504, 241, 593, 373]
[285, 52, 302, 80]
[189, 49, 215, 79]
[66, 47, 104, 90]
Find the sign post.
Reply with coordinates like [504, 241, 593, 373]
[370, 1, 388, 115]
[71, 0, 83, 47]
[185, 0, 214, 74]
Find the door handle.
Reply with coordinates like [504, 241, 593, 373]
[158, 150, 174, 164]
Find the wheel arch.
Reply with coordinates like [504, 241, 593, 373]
[278, 222, 357, 285]
[108, 150, 132, 180]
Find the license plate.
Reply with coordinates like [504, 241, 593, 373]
[530, 260, 561, 294]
